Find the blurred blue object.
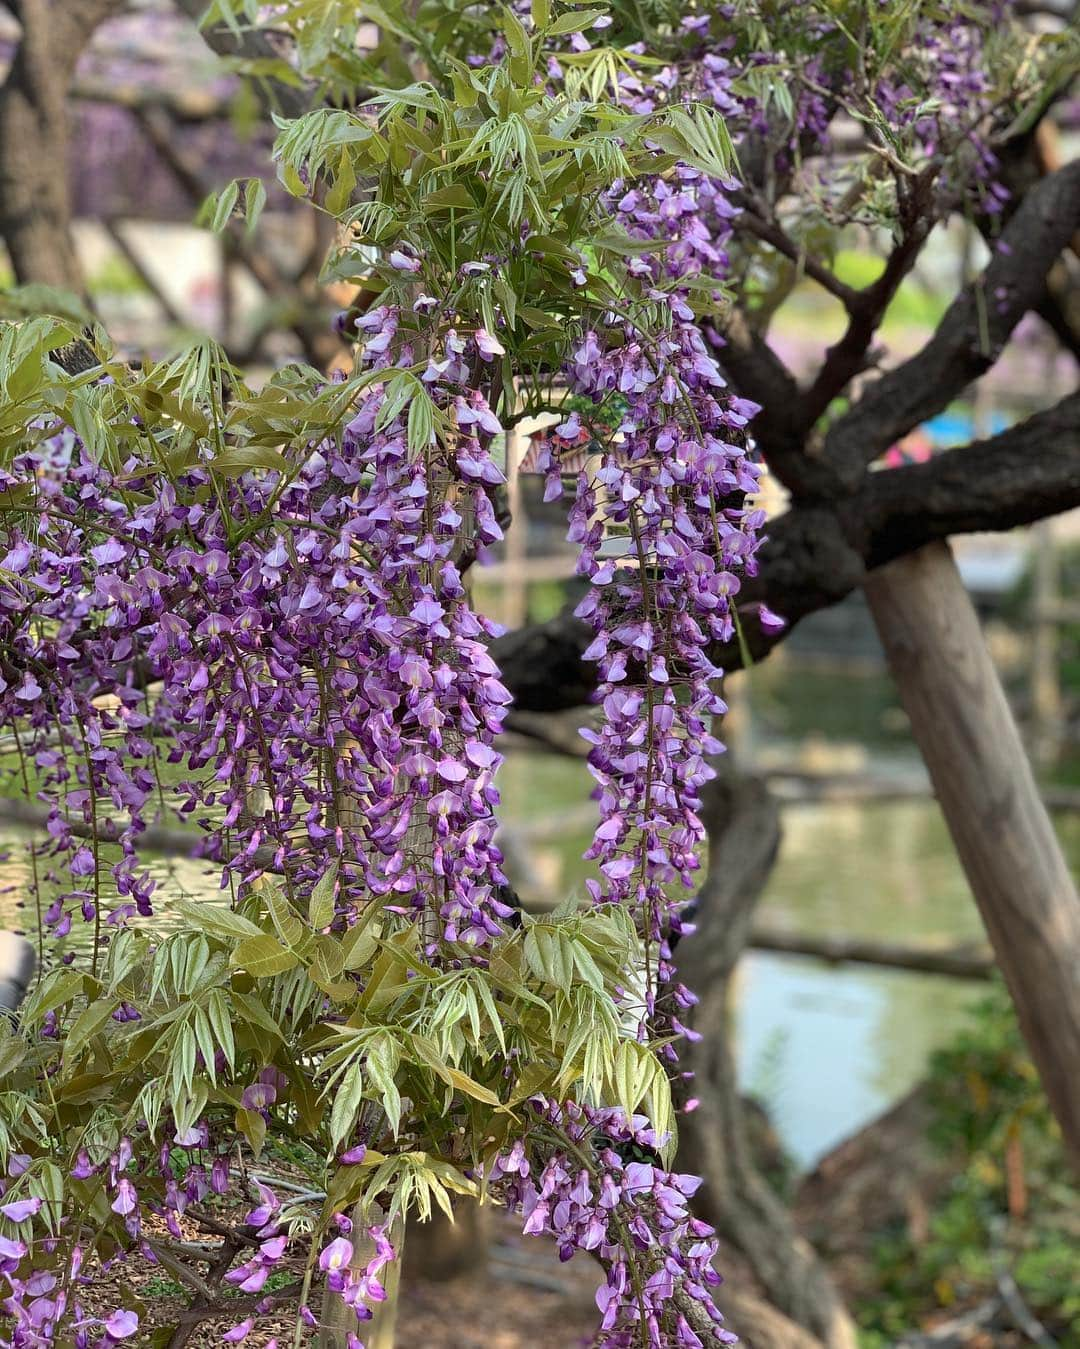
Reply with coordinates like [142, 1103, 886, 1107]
[924, 409, 1010, 447]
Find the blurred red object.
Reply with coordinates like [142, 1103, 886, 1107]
[882, 430, 933, 469]
[519, 428, 593, 476]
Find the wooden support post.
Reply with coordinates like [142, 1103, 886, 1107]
[865, 542, 1080, 1167]
[501, 422, 528, 632]
[318, 1205, 404, 1349]
[1030, 519, 1063, 768]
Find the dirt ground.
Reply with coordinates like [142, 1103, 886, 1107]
[397, 1218, 602, 1348]
[81, 1209, 604, 1347]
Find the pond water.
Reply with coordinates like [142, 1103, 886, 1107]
[2, 731, 1076, 1176]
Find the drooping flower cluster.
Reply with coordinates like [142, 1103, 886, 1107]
[534, 0, 1013, 1060]
[0, 325, 516, 1344]
[0, 320, 512, 952]
[566, 316, 764, 970]
[541, 51, 770, 1036]
[490, 1099, 734, 1348]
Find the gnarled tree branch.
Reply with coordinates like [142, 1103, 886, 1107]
[492, 389, 1080, 711]
[172, 0, 313, 119]
[800, 206, 934, 432]
[822, 159, 1080, 488]
[735, 205, 860, 310]
[858, 389, 1080, 567]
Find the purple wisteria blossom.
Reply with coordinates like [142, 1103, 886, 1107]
[489, 1098, 736, 1347]
[0, 3, 1018, 1343]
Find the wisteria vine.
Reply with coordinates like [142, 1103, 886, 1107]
[0, 0, 1044, 1345]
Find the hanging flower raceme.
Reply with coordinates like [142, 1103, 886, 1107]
[0, 320, 518, 1345]
[488, 1098, 735, 1349]
[553, 54, 768, 1039]
[566, 312, 764, 1039]
[0, 317, 514, 951]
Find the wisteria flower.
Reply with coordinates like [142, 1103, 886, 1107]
[104, 1310, 138, 1340]
[0, 1198, 41, 1223]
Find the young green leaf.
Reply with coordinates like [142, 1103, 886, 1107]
[230, 935, 300, 978]
[309, 861, 339, 931]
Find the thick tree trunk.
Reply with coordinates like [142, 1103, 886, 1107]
[675, 772, 858, 1349]
[865, 541, 1080, 1168]
[0, 0, 84, 291]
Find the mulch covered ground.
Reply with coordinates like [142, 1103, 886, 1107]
[79, 1207, 604, 1347]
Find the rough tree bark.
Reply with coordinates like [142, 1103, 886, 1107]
[0, 0, 83, 288]
[675, 772, 858, 1349]
[865, 542, 1080, 1168]
[0, 0, 125, 290]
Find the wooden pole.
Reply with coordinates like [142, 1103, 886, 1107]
[318, 1205, 404, 1349]
[501, 422, 528, 632]
[864, 542, 1080, 1167]
[1030, 519, 1063, 768]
